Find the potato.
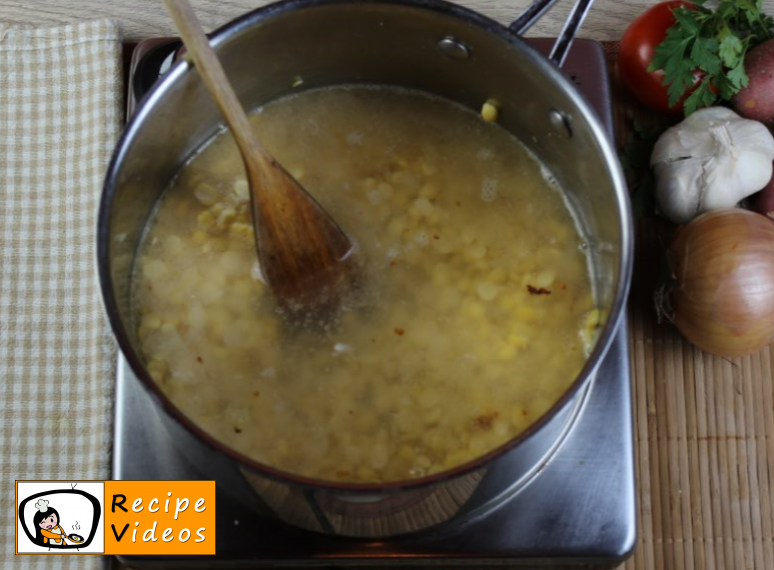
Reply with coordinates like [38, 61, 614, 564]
[753, 166, 774, 219]
[733, 39, 774, 126]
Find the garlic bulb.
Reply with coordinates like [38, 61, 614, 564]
[651, 107, 774, 224]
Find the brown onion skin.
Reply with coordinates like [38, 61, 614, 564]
[669, 209, 774, 357]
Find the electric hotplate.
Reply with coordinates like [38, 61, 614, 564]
[114, 37, 636, 569]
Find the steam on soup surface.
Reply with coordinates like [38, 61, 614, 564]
[133, 86, 600, 483]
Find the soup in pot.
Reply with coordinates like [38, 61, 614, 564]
[133, 86, 601, 483]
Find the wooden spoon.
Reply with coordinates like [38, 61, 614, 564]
[164, 0, 358, 320]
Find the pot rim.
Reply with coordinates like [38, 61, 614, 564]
[98, 0, 633, 493]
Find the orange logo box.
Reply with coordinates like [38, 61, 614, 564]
[104, 481, 215, 555]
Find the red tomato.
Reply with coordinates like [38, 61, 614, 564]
[619, 1, 704, 113]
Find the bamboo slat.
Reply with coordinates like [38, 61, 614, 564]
[605, 42, 774, 570]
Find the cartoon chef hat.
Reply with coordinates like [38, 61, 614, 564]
[34, 499, 49, 513]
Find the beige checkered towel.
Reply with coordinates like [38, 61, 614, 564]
[0, 20, 122, 568]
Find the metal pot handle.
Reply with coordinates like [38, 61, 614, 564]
[509, 0, 596, 68]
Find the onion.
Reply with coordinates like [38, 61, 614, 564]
[667, 209, 774, 357]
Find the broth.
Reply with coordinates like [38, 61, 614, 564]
[133, 86, 600, 483]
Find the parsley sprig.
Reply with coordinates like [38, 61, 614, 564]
[649, 0, 774, 115]
[619, 119, 671, 217]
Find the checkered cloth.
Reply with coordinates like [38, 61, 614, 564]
[0, 20, 122, 568]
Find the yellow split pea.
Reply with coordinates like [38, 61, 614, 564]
[133, 86, 600, 483]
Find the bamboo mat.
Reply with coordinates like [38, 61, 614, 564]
[603, 42, 774, 570]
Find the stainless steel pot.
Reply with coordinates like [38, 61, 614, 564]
[99, 0, 633, 538]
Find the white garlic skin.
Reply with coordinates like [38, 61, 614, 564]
[651, 107, 774, 224]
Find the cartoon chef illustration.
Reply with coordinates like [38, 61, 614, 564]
[33, 499, 76, 546]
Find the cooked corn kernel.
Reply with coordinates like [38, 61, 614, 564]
[194, 182, 219, 206]
[413, 197, 434, 216]
[476, 282, 499, 301]
[191, 230, 207, 244]
[229, 222, 253, 242]
[216, 207, 237, 230]
[232, 179, 249, 202]
[197, 210, 215, 230]
[586, 308, 601, 329]
[481, 99, 499, 122]
[533, 270, 556, 288]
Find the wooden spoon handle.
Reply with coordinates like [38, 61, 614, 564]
[163, 0, 272, 172]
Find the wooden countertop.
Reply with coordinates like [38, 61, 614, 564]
[4, 0, 770, 42]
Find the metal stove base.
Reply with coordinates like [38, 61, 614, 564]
[114, 36, 635, 569]
[113, 324, 634, 569]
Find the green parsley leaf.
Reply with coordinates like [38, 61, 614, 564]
[619, 120, 671, 218]
[673, 6, 702, 34]
[647, 0, 773, 115]
[691, 37, 721, 73]
[715, 2, 737, 22]
[718, 33, 743, 67]
[727, 60, 749, 89]
[713, 70, 736, 100]
[683, 78, 718, 115]
[741, 0, 762, 22]
[666, 60, 698, 107]
[649, 26, 692, 74]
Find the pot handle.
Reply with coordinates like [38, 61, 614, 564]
[509, 0, 596, 68]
